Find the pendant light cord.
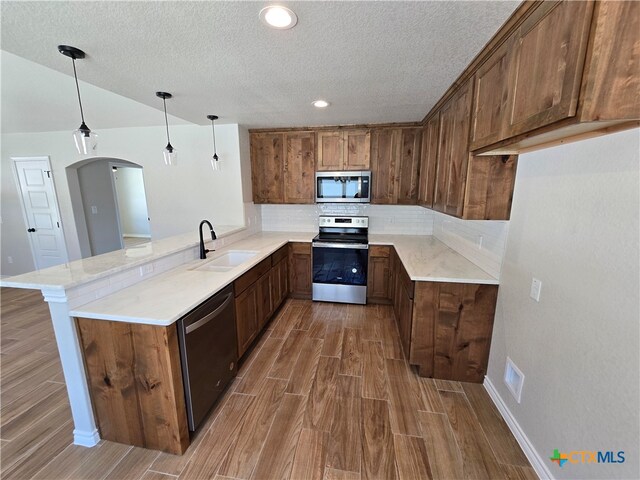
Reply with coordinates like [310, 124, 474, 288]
[163, 97, 171, 144]
[211, 119, 217, 155]
[72, 58, 86, 124]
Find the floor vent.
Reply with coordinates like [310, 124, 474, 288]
[504, 357, 524, 403]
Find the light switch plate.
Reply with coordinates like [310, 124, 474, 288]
[530, 278, 542, 302]
[91, 206, 98, 214]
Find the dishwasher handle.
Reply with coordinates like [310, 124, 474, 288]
[184, 292, 234, 334]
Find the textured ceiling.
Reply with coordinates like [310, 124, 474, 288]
[1, 1, 520, 131]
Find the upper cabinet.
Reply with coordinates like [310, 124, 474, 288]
[250, 131, 315, 204]
[579, 0, 640, 122]
[433, 80, 473, 217]
[417, 115, 440, 208]
[250, 132, 285, 204]
[317, 129, 371, 171]
[370, 127, 422, 205]
[503, 0, 594, 138]
[284, 131, 315, 204]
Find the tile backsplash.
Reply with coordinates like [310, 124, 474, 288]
[260, 204, 434, 235]
[432, 211, 508, 278]
[258, 204, 508, 278]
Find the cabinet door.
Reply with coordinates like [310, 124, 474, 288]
[317, 131, 343, 171]
[284, 131, 315, 204]
[505, 0, 594, 137]
[417, 115, 440, 208]
[396, 128, 422, 204]
[579, 0, 640, 121]
[433, 80, 473, 217]
[370, 128, 401, 204]
[343, 129, 371, 170]
[367, 246, 391, 303]
[397, 283, 413, 357]
[470, 36, 513, 150]
[289, 243, 312, 298]
[250, 132, 285, 203]
[270, 258, 288, 310]
[256, 272, 273, 330]
[235, 284, 259, 357]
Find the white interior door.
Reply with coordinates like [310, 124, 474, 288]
[13, 157, 68, 270]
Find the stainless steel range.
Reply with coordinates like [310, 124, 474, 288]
[312, 215, 369, 305]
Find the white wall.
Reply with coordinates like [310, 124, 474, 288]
[487, 129, 640, 479]
[113, 166, 150, 237]
[1, 123, 245, 276]
[77, 159, 122, 255]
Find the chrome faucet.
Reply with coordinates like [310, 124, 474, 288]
[199, 220, 217, 259]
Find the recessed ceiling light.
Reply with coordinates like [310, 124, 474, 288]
[260, 6, 298, 29]
[312, 100, 330, 108]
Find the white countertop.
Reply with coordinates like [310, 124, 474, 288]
[0, 225, 246, 290]
[69, 232, 315, 326]
[69, 231, 498, 326]
[369, 234, 498, 284]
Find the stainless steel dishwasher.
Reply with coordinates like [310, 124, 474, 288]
[177, 284, 237, 432]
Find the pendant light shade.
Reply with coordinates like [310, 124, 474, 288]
[58, 45, 97, 155]
[207, 114, 220, 171]
[156, 92, 177, 166]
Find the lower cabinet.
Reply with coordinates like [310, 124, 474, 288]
[387, 247, 499, 384]
[76, 318, 190, 455]
[235, 245, 296, 358]
[410, 282, 498, 383]
[289, 242, 312, 298]
[367, 245, 391, 304]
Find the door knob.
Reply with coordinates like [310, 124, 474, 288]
[27, 228, 36, 232]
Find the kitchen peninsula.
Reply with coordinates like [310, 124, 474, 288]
[1, 226, 498, 453]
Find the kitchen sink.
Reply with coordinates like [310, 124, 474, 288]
[192, 250, 259, 272]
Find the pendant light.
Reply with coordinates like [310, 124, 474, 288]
[156, 92, 177, 166]
[58, 45, 97, 155]
[207, 115, 220, 171]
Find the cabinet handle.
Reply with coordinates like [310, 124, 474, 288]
[27, 228, 36, 233]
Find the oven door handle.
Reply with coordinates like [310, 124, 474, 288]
[312, 242, 369, 250]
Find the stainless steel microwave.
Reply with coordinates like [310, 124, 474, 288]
[315, 171, 371, 203]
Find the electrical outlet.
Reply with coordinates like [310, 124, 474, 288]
[504, 357, 524, 403]
[139, 264, 154, 276]
[7, 256, 13, 264]
[91, 206, 98, 214]
[530, 278, 542, 302]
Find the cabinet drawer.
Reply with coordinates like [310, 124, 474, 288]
[289, 242, 311, 255]
[369, 245, 390, 258]
[234, 257, 271, 297]
[271, 245, 288, 265]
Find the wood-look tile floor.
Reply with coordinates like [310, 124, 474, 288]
[0, 288, 537, 480]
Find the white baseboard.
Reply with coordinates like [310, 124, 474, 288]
[122, 234, 151, 238]
[483, 376, 554, 480]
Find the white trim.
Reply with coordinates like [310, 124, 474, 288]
[483, 376, 553, 480]
[122, 234, 152, 239]
[73, 428, 100, 447]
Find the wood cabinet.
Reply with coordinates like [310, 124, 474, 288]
[284, 132, 315, 204]
[288, 242, 312, 298]
[410, 282, 498, 383]
[433, 80, 474, 217]
[371, 127, 422, 204]
[504, 1, 594, 138]
[235, 283, 260, 358]
[317, 129, 371, 171]
[77, 318, 189, 454]
[392, 252, 414, 356]
[270, 245, 289, 312]
[579, 0, 640, 122]
[256, 272, 273, 330]
[470, 37, 513, 150]
[250, 131, 315, 204]
[367, 245, 391, 304]
[417, 115, 440, 208]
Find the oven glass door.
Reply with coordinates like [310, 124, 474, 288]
[312, 244, 368, 286]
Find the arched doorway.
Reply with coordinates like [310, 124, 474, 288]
[66, 157, 151, 257]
